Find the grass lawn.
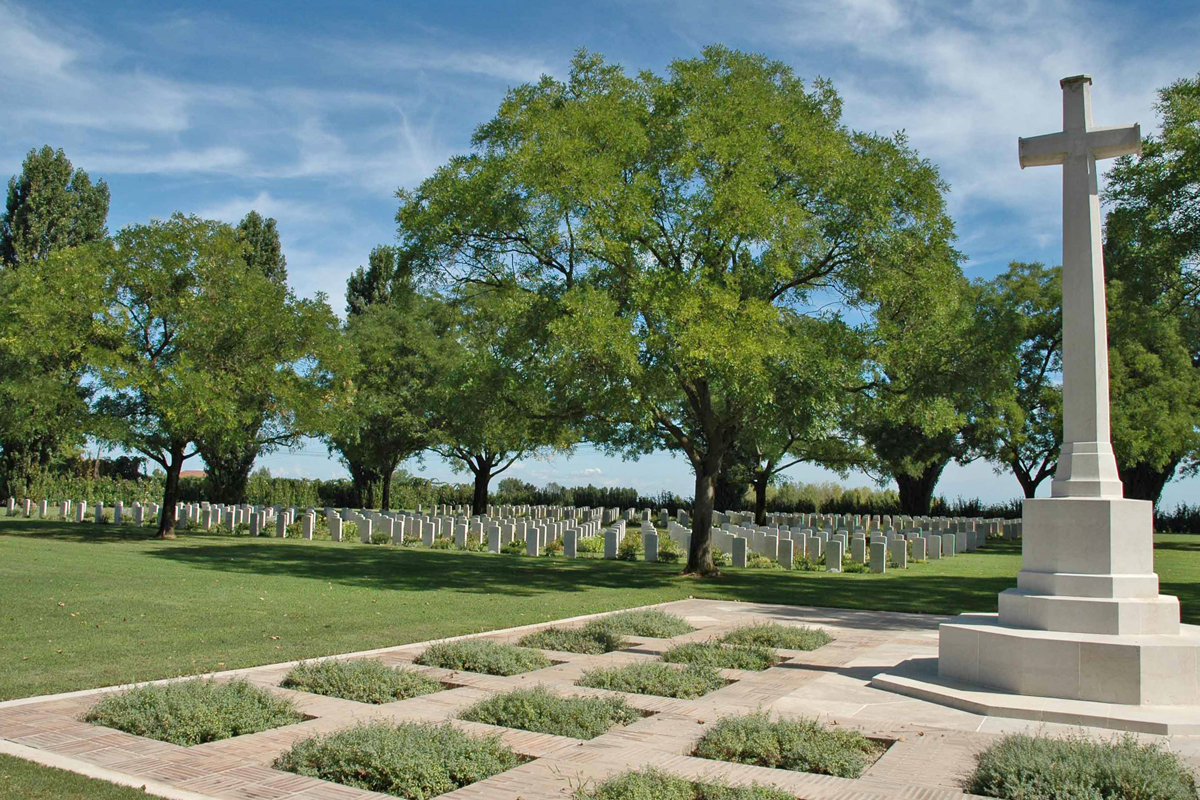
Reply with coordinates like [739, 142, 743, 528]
[0, 753, 169, 800]
[2, 519, 1197, 700]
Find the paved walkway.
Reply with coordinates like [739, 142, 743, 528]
[3, 599, 1198, 799]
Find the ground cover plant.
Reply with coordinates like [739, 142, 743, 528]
[0, 753, 174, 800]
[965, 732, 1199, 800]
[519, 625, 629, 655]
[693, 712, 884, 779]
[718, 623, 833, 651]
[82, 678, 304, 746]
[589, 608, 695, 638]
[577, 662, 727, 699]
[577, 766, 798, 800]
[280, 659, 444, 704]
[459, 686, 641, 739]
[274, 721, 525, 799]
[415, 639, 551, 676]
[663, 642, 779, 671]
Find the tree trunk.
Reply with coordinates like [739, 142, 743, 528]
[157, 445, 185, 539]
[200, 443, 257, 504]
[685, 468, 717, 576]
[753, 472, 769, 526]
[1011, 463, 1039, 499]
[381, 471, 392, 511]
[1119, 458, 1180, 506]
[895, 458, 949, 515]
[472, 462, 492, 517]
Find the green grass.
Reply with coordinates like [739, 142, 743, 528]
[693, 712, 885, 779]
[717, 623, 833, 651]
[274, 721, 525, 799]
[577, 662, 728, 699]
[415, 639, 551, 676]
[459, 686, 641, 739]
[4, 519, 1198, 700]
[0, 753, 172, 800]
[81, 678, 304, 746]
[967, 732, 1199, 800]
[280, 659, 444, 704]
[518, 626, 629, 654]
[577, 766, 798, 800]
[662, 642, 779, 671]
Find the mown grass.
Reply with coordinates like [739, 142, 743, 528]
[577, 662, 727, 699]
[0, 753, 172, 800]
[280, 658, 444, 704]
[459, 686, 641, 739]
[6, 519, 1195, 700]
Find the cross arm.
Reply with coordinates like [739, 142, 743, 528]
[1087, 123, 1141, 161]
[1019, 131, 1067, 168]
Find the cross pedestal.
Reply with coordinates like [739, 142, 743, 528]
[871, 77, 1200, 732]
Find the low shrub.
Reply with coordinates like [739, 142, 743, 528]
[617, 530, 642, 561]
[841, 556, 869, 573]
[711, 547, 732, 567]
[274, 721, 524, 799]
[662, 642, 779, 671]
[577, 767, 798, 800]
[577, 536, 605, 555]
[657, 536, 683, 564]
[459, 686, 640, 740]
[577, 662, 726, 699]
[519, 626, 629, 655]
[966, 732, 1199, 800]
[792, 555, 820, 571]
[430, 536, 455, 550]
[459, 537, 486, 552]
[588, 609, 695, 638]
[718, 623, 833, 651]
[82, 678, 303, 746]
[416, 639, 551, 676]
[370, 530, 392, 545]
[544, 537, 564, 556]
[693, 712, 883, 779]
[281, 659, 444, 704]
[342, 521, 359, 541]
[501, 539, 527, 555]
[746, 552, 784, 570]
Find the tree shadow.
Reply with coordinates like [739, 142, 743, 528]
[0, 519, 163, 543]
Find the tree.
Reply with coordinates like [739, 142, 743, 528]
[0, 146, 110, 495]
[395, 48, 958, 572]
[1102, 73, 1200, 504]
[346, 245, 407, 316]
[970, 262, 1063, 498]
[325, 253, 447, 510]
[194, 211, 329, 504]
[1, 145, 109, 268]
[89, 214, 325, 537]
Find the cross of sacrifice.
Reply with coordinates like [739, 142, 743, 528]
[1018, 75, 1141, 499]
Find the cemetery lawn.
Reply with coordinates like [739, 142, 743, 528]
[3, 519, 1198, 700]
[0, 752, 171, 800]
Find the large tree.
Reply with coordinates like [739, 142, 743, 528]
[1103, 73, 1200, 504]
[395, 48, 958, 572]
[0, 147, 110, 495]
[89, 214, 329, 537]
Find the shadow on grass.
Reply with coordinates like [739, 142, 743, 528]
[0, 519, 162, 542]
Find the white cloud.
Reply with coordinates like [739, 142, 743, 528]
[197, 191, 325, 226]
[83, 146, 249, 175]
[327, 41, 554, 85]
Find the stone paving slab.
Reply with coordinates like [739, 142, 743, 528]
[3, 599, 1198, 800]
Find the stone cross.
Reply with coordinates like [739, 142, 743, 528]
[1018, 74, 1140, 498]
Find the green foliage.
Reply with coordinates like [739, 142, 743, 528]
[662, 642, 779, 671]
[589, 609, 695, 638]
[430, 536, 455, 550]
[966, 733, 1199, 800]
[657, 534, 683, 563]
[577, 536, 605, 554]
[841, 556, 869, 573]
[459, 685, 640, 739]
[577, 767, 799, 800]
[544, 537, 564, 556]
[502, 538, 527, 555]
[693, 712, 884, 779]
[281, 659, 444, 704]
[745, 553, 784, 570]
[370, 531, 392, 545]
[415, 639, 551, 676]
[577, 662, 727, 699]
[518, 626, 629, 655]
[617, 529, 642, 561]
[274, 721, 525, 799]
[718, 623, 833, 651]
[82, 678, 303, 746]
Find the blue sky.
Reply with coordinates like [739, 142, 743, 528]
[4, 0, 1198, 505]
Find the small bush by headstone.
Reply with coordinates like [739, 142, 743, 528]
[370, 530, 391, 545]
[693, 711, 884, 779]
[576, 766, 798, 800]
[577, 536, 605, 555]
[711, 547, 732, 567]
[841, 556, 869, 573]
[274, 721, 525, 799]
[82, 678, 303, 746]
[746, 552, 784, 570]
[416, 639, 551, 676]
[544, 537, 564, 556]
[587, 609, 695, 638]
[577, 662, 726, 699]
[662, 642, 779, 671]
[966, 732, 1199, 800]
[502, 539, 527, 555]
[718, 623, 833, 651]
[280, 659, 444, 704]
[519, 626, 629, 655]
[617, 530, 642, 561]
[430, 536, 454, 549]
[657, 535, 683, 563]
[459, 686, 640, 740]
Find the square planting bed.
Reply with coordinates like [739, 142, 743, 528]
[279, 658, 449, 704]
[459, 685, 653, 740]
[414, 639, 560, 676]
[576, 661, 732, 699]
[82, 678, 308, 747]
